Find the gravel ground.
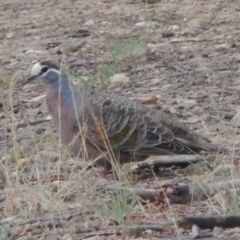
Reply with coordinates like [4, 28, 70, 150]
[1, 0, 240, 239]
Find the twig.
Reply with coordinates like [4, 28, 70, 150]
[134, 168, 177, 180]
[75, 223, 164, 238]
[19, 209, 86, 225]
[167, 178, 240, 204]
[102, 185, 160, 202]
[178, 214, 240, 229]
[208, 115, 238, 127]
[134, 155, 203, 168]
[16, 119, 51, 129]
[170, 38, 217, 43]
[103, 179, 240, 204]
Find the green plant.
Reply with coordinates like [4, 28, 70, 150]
[99, 38, 143, 80]
[101, 188, 136, 224]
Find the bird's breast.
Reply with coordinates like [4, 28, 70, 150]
[46, 87, 77, 145]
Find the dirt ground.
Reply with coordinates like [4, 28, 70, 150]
[1, 0, 240, 239]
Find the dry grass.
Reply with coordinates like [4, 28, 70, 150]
[1, 0, 240, 239]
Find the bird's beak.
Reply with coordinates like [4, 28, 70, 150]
[22, 75, 38, 86]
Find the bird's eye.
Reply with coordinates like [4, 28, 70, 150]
[42, 66, 48, 73]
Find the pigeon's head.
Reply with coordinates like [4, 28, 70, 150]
[22, 61, 62, 86]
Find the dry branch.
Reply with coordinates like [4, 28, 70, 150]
[131, 155, 203, 180]
[19, 209, 86, 225]
[170, 38, 219, 43]
[75, 223, 163, 238]
[134, 168, 177, 180]
[134, 155, 203, 168]
[178, 214, 240, 229]
[103, 179, 240, 204]
[16, 119, 51, 129]
[167, 179, 240, 204]
[103, 185, 161, 202]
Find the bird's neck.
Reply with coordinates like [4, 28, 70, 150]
[47, 75, 76, 106]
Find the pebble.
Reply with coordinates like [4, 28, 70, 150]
[181, 28, 198, 37]
[109, 73, 129, 88]
[39, 150, 59, 163]
[84, 19, 95, 26]
[168, 25, 181, 32]
[69, 59, 87, 68]
[135, 21, 156, 27]
[173, 98, 197, 109]
[187, 17, 210, 30]
[132, 94, 158, 104]
[17, 158, 30, 168]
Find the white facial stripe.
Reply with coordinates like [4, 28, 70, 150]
[42, 68, 61, 77]
[31, 62, 42, 76]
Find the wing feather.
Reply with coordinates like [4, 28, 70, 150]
[72, 88, 217, 155]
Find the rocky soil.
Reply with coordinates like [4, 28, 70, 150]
[1, 0, 240, 239]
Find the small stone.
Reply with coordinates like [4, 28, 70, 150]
[101, 21, 108, 26]
[17, 158, 30, 168]
[147, 43, 168, 49]
[132, 94, 158, 104]
[162, 222, 174, 234]
[192, 106, 204, 115]
[16, 129, 34, 142]
[173, 98, 197, 109]
[135, 21, 156, 27]
[183, 116, 200, 124]
[39, 150, 59, 163]
[162, 31, 174, 38]
[191, 225, 199, 238]
[195, 66, 212, 74]
[161, 84, 173, 90]
[6, 32, 15, 39]
[55, 47, 63, 55]
[168, 25, 180, 32]
[215, 44, 230, 51]
[110, 87, 121, 93]
[95, 177, 108, 187]
[68, 58, 78, 63]
[67, 29, 90, 38]
[142, 0, 158, 3]
[187, 17, 210, 30]
[150, 78, 163, 85]
[149, 86, 160, 91]
[25, 49, 45, 54]
[19, 139, 35, 154]
[24, 95, 46, 103]
[44, 41, 61, 49]
[213, 226, 223, 235]
[181, 28, 198, 37]
[66, 41, 86, 53]
[109, 73, 129, 88]
[69, 59, 87, 68]
[168, 105, 178, 114]
[84, 19, 95, 26]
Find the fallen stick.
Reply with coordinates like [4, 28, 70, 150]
[170, 37, 219, 43]
[103, 179, 240, 204]
[19, 209, 86, 225]
[103, 186, 160, 202]
[16, 119, 51, 129]
[134, 155, 203, 168]
[167, 178, 240, 204]
[178, 214, 240, 229]
[134, 168, 177, 180]
[75, 223, 164, 238]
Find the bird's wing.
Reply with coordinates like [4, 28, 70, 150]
[73, 91, 217, 155]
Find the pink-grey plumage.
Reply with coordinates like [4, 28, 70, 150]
[22, 61, 220, 169]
